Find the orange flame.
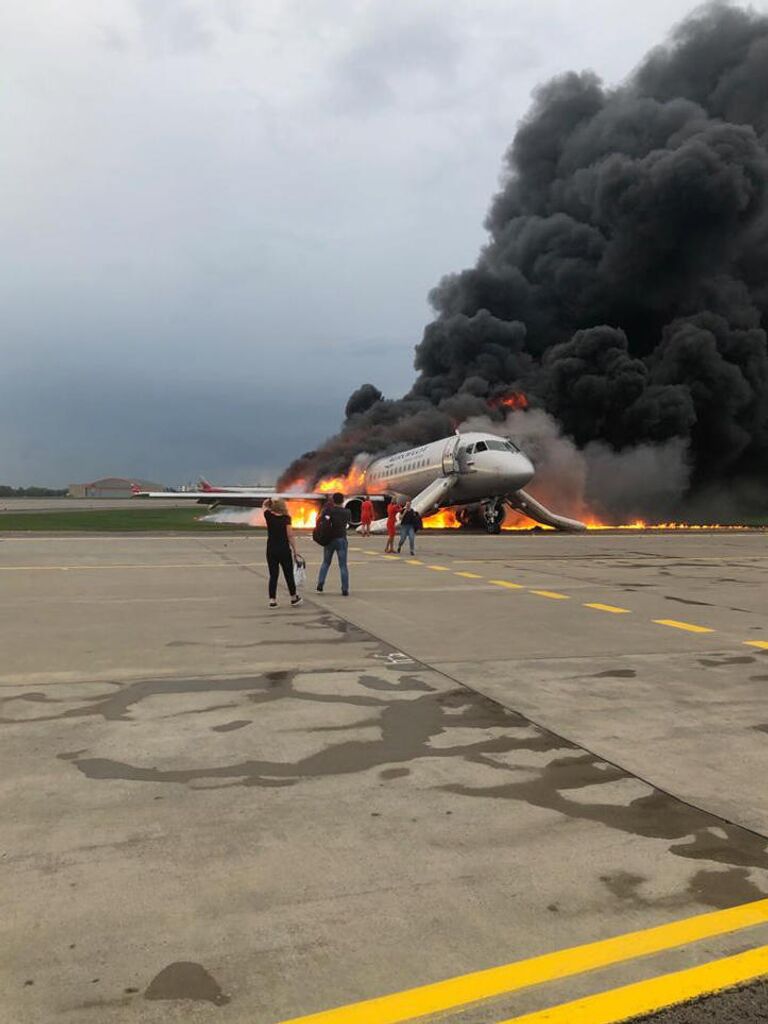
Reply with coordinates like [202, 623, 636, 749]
[282, 463, 368, 529]
[316, 464, 367, 494]
[285, 500, 319, 530]
[423, 509, 462, 529]
[501, 508, 750, 531]
[488, 391, 529, 412]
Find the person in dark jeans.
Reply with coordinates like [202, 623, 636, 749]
[264, 498, 303, 608]
[397, 500, 421, 556]
[316, 492, 351, 595]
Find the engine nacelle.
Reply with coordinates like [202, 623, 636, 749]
[343, 495, 389, 528]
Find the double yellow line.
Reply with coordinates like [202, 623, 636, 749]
[275, 899, 768, 1024]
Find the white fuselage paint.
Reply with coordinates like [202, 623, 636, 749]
[363, 431, 534, 506]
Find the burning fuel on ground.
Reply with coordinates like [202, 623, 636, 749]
[278, 4, 768, 528]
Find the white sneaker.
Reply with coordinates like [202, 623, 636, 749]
[290, 595, 303, 607]
[269, 599, 278, 608]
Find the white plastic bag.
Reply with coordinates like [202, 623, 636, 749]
[294, 557, 307, 588]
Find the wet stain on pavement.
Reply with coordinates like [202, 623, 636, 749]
[305, 612, 370, 641]
[687, 867, 768, 908]
[8, 605, 766, 899]
[600, 866, 767, 909]
[591, 669, 637, 679]
[698, 656, 755, 667]
[144, 962, 230, 1005]
[58, 689, 572, 788]
[45, 673, 768, 879]
[444, 753, 768, 872]
[0, 670, 345, 724]
[600, 870, 647, 902]
[359, 674, 433, 692]
[665, 595, 752, 613]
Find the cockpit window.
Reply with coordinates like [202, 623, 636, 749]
[474, 441, 488, 452]
[487, 439, 508, 452]
[505, 440, 520, 452]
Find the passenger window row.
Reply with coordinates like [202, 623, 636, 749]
[381, 459, 429, 478]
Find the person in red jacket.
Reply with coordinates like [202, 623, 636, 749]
[384, 499, 402, 554]
[360, 497, 374, 537]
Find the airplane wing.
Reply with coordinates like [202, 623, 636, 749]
[132, 489, 329, 507]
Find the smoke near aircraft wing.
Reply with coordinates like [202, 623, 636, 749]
[280, 5, 768, 524]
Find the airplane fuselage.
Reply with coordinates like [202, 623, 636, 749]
[363, 431, 534, 504]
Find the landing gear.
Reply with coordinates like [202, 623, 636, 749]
[483, 499, 505, 534]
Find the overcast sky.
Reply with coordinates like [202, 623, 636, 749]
[2, 0, 758, 486]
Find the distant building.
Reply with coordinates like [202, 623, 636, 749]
[68, 477, 165, 499]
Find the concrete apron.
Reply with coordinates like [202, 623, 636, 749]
[0, 533, 767, 1023]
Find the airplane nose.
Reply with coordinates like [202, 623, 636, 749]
[516, 454, 535, 487]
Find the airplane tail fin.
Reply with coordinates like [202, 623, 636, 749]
[199, 477, 215, 492]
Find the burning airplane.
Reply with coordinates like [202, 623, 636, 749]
[135, 425, 587, 533]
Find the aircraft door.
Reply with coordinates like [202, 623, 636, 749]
[441, 436, 461, 475]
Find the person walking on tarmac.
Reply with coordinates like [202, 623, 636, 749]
[397, 500, 421, 556]
[384, 498, 402, 554]
[316, 492, 352, 595]
[360, 497, 374, 537]
[263, 498, 303, 608]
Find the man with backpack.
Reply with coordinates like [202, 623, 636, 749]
[314, 492, 351, 596]
[397, 500, 422, 556]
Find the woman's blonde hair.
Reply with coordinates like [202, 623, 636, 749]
[270, 498, 289, 516]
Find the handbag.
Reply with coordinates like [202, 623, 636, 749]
[294, 556, 307, 588]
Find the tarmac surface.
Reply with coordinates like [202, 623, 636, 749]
[639, 980, 767, 1022]
[0, 498, 187, 513]
[1, 530, 767, 1023]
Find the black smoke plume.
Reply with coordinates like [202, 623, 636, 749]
[281, 4, 768, 518]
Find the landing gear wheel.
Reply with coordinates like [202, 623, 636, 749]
[484, 500, 504, 535]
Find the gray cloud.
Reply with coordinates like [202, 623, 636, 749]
[2, 0, 754, 486]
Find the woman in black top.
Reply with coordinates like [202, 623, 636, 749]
[263, 498, 303, 608]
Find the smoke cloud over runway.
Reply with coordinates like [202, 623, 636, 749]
[282, 4, 768, 519]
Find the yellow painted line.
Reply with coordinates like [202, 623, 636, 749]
[653, 619, 715, 634]
[407, 559, 423, 565]
[489, 579, 524, 590]
[426, 565, 450, 571]
[584, 603, 630, 614]
[274, 899, 768, 1024]
[382, 556, 399, 560]
[745, 640, 768, 649]
[455, 571, 484, 579]
[494, 943, 768, 1024]
[531, 589, 569, 600]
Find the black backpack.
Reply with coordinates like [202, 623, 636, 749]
[312, 511, 334, 546]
